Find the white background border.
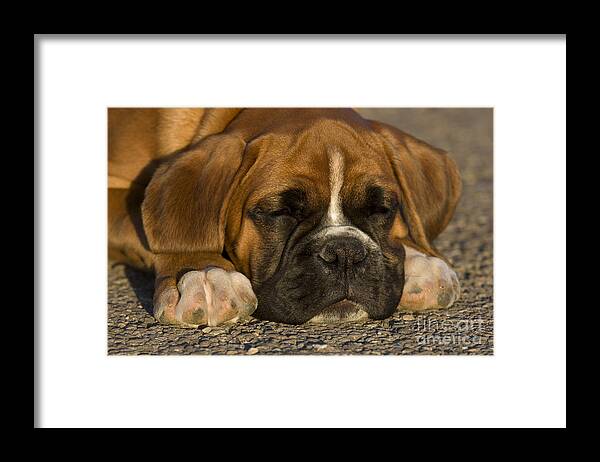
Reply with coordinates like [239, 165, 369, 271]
[36, 36, 566, 428]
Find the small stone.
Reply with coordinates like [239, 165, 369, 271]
[202, 327, 212, 334]
[313, 343, 328, 350]
[247, 347, 259, 355]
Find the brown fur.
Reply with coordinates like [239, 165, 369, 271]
[371, 121, 462, 259]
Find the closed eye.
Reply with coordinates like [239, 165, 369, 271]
[367, 205, 391, 216]
[269, 207, 293, 217]
[249, 188, 308, 223]
[363, 185, 397, 218]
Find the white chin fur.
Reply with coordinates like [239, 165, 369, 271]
[307, 299, 369, 324]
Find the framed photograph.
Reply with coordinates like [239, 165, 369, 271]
[107, 107, 493, 356]
[35, 35, 566, 428]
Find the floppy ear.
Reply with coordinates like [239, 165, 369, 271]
[371, 121, 462, 258]
[141, 134, 247, 255]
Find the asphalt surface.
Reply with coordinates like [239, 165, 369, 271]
[108, 108, 493, 355]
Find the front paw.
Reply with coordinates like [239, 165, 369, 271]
[154, 267, 258, 328]
[398, 250, 461, 311]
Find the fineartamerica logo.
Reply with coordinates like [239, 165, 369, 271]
[412, 318, 487, 346]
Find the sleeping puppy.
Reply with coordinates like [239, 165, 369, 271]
[108, 108, 462, 327]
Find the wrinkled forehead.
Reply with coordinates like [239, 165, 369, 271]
[241, 117, 397, 206]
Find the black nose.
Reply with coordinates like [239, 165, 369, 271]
[317, 236, 367, 268]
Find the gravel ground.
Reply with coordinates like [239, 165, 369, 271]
[108, 108, 493, 355]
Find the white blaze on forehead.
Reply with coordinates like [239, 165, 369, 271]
[317, 148, 379, 251]
[325, 148, 345, 225]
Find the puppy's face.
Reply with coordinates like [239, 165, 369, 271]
[224, 111, 408, 324]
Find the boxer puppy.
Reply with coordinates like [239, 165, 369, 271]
[108, 108, 462, 327]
